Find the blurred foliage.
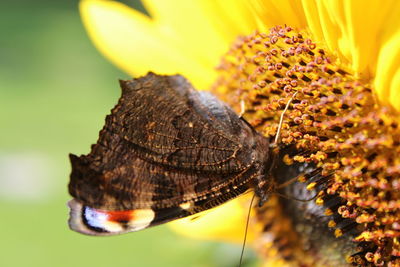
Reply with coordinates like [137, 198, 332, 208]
[0, 1, 258, 266]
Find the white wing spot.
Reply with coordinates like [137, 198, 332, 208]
[179, 202, 192, 210]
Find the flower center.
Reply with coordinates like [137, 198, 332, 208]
[212, 26, 400, 266]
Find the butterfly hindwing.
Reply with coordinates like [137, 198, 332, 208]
[68, 73, 270, 235]
[68, 186, 250, 236]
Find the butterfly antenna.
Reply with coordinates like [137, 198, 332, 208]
[239, 192, 257, 267]
[274, 190, 319, 202]
[273, 92, 298, 146]
[276, 174, 302, 189]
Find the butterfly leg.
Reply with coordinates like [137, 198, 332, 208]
[254, 173, 277, 207]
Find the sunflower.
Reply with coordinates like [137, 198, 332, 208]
[79, 0, 400, 266]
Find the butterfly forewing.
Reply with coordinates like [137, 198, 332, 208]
[110, 74, 255, 172]
[68, 73, 270, 235]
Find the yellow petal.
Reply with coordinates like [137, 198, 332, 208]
[80, 0, 216, 89]
[389, 68, 400, 110]
[342, 0, 399, 79]
[247, 0, 307, 32]
[143, 0, 257, 63]
[375, 30, 400, 111]
[169, 194, 260, 243]
[303, 1, 342, 60]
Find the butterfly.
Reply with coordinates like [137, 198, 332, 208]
[68, 72, 274, 236]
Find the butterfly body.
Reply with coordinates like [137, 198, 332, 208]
[68, 73, 272, 235]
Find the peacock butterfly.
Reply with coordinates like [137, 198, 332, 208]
[68, 72, 275, 235]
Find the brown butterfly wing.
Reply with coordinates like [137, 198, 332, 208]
[69, 73, 269, 216]
[110, 73, 256, 173]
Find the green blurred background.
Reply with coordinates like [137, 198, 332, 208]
[0, 1, 258, 266]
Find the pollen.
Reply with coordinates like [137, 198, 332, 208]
[213, 25, 400, 266]
[306, 182, 316, 190]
